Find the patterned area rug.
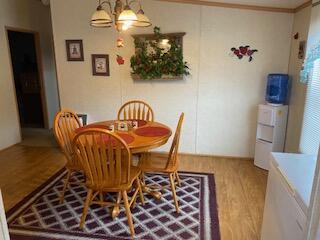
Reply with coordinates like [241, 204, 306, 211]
[7, 169, 220, 240]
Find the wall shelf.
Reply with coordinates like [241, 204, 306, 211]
[131, 74, 184, 81]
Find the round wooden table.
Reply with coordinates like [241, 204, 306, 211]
[76, 120, 172, 212]
[76, 120, 172, 153]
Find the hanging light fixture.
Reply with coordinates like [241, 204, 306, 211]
[117, 4, 138, 23]
[91, 5, 113, 28]
[132, 4, 151, 27]
[90, 0, 152, 32]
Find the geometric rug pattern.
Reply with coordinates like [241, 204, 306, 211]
[7, 169, 220, 240]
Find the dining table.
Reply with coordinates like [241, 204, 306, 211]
[75, 119, 172, 204]
[75, 119, 172, 154]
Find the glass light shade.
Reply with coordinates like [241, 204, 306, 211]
[132, 9, 152, 27]
[117, 5, 138, 23]
[121, 21, 133, 31]
[91, 7, 112, 28]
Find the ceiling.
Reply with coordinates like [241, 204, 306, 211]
[194, 0, 309, 9]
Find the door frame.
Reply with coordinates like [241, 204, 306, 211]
[5, 26, 49, 130]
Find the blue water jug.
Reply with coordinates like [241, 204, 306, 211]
[265, 74, 289, 104]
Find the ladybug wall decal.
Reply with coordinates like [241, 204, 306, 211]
[231, 46, 258, 62]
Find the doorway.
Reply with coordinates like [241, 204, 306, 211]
[7, 30, 47, 129]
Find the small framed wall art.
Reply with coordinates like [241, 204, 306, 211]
[66, 40, 84, 61]
[298, 41, 306, 59]
[92, 54, 110, 76]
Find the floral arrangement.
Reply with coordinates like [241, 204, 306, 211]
[130, 27, 190, 80]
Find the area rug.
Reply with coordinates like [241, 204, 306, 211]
[7, 169, 220, 240]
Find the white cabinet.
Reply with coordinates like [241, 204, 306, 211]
[261, 153, 317, 240]
[261, 163, 306, 240]
[254, 104, 288, 170]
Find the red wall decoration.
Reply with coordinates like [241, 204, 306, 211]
[230, 45, 258, 62]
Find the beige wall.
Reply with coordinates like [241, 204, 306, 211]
[50, 0, 294, 157]
[285, 6, 311, 153]
[197, 7, 293, 156]
[0, 0, 60, 150]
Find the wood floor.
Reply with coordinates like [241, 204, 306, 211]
[0, 145, 268, 240]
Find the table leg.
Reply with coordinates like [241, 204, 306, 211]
[141, 184, 162, 199]
[138, 155, 163, 200]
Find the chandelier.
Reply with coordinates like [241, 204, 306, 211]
[91, 0, 152, 32]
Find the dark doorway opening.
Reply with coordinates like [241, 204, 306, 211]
[7, 30, 46, 128]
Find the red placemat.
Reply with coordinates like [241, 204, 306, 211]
[116, 133, 135, 144]
[75, 124, 109, 134]
[135, 127, 170, 137]
[101, 133, 134, 145]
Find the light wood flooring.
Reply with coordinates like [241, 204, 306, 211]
[0, 145, 268, 240]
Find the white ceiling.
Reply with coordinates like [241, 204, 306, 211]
[202, 0, 308, 9]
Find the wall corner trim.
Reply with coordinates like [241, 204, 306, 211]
[294, 0, 312, 13]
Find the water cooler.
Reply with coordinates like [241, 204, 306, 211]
[254, 74, 289, 170]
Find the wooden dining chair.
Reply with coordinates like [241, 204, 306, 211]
[53, 109, 83, 204]
[73, 129, 145, 237]
[118, 100, 154, 122]
[138, 113, 184, 213]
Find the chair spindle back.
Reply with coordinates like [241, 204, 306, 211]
[166, 113, 184, 170]
[73, 129, 131, 189]
[118, 100, 154, 122]
[53, 110, 82, 164]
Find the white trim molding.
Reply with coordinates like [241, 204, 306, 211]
[0, 190, 10, 240]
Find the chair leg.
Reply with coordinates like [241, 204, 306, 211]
[112, 192, 121, 220]
[175, 171, 181, 187]
[99, 192, 104, 201]
[60, 170, 72, 204]
[140, 172, 146, 185]
[131, 181, 139, 209]
[122, 190, 135, 237]
[136, 178, 145, 205]
[98, 192, 105, 207]
[80, 189, 93, 229]
[169, 173, 180, 213]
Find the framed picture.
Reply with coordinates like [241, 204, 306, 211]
[66, 40, 84, 61]
[298, 41, 306, 59]
[92, 54, 110, 76]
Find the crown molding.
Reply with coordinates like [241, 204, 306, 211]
[312, 0, 320, 7]
[156, 0, 311, 13]
[294, 0, 312, 12]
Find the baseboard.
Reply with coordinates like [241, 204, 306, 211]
[150, 151, 253, 161]
[0, 143, 20, 153]
[0, 144, 253, 161]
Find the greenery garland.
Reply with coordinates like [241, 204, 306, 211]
[130, 27, 190, 80]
